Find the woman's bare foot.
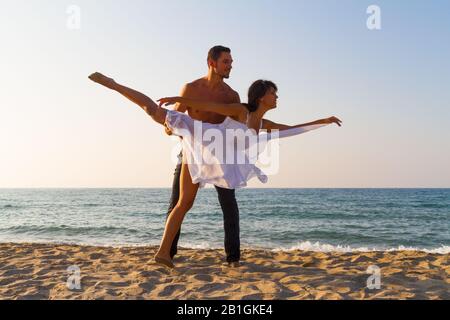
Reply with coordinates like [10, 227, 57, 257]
[154, 254, 175, 269]
[88, 72, 116, 90]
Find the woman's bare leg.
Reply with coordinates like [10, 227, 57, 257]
[88, 72, 167, 125]
[155, 163, 199, 268]
[89, 72, 198, 268]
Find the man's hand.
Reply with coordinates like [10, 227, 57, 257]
[163, 84, 190, 136]
[159, 97, 183, 136]
[157, 97, 182, 107]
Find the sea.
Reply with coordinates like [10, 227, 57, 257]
[0, 188, 448, 253]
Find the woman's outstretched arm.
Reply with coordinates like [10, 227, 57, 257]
[262, 117, 342, 132]
[88, 72, 167, 125]
[158, 96, 247, 118]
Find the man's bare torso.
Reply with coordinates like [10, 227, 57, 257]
[184, 78, 240, 124]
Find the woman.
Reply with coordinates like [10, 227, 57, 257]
[88, 72, 342, 268]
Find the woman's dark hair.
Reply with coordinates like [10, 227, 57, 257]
[244, 80, 278, 113]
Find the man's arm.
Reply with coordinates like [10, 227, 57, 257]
[159, 97, 246, 118]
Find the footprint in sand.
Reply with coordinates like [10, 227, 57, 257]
[240, 293, 264, 300]
[1, 268, 34, 277]
[105, 281, 132, 288]
[254, 281, 282, 294]
[138, 281, 157, 292]
[192, 274, 213, 282]
[17, 291, 49, 300]
[157, 284, 186, 297]
[197, 282, 231, 294]
[89, 253, 105, 260]
[0, 277, 18, 286]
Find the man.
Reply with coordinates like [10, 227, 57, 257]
[165, 46, 242, 266]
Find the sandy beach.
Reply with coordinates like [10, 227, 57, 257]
[0, 243, 448, 300]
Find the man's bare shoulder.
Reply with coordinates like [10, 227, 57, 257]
[221, 81, 235, 92]
[223, 83, 240, 102]
[184, 78, 239, 101]
[186, 78, 207, 89]
[179, 79, 203, 98]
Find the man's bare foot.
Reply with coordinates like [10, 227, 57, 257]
[154, 255, 175, 269]
[88, 72, 116, 89]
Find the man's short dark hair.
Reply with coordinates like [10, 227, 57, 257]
[207, 45, 231, 62]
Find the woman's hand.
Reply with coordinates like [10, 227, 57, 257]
[164, 123, 173, 136]
[323, 116, 343, 127]
[157, 97, 182, 107]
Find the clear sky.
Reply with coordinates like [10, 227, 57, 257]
[1, 0, 449, 188]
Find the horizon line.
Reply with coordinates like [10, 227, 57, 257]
[1, 187, 449, 190]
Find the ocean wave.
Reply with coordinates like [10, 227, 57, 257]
[271, 241, 450, 254]
[1, 239, 448, 254]
[0, 239, 156, 248]
[1, 204, 18, 209]
[82, 203, 101, 208]
[179, 241, 222, 250]
[2, 225, 141, 235]
[413, 203, 449, 209]
[153, 241, 450, 254]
